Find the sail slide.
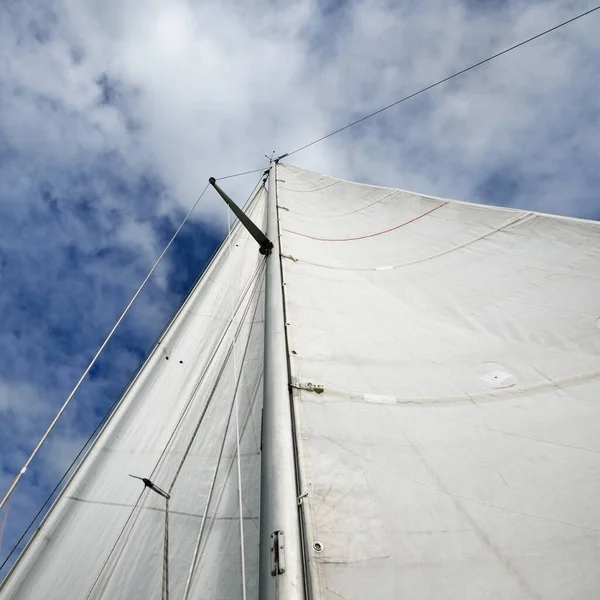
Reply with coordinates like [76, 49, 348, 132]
[278, 164, 600, 599]
[2, 162, 600, 599]
[0, 187, 267, 599]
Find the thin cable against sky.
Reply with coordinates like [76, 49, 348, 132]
[283, 4, 600, 158]
[216, 167, 267, 181]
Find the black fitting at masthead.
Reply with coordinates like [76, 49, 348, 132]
[208, 176, 273, 255]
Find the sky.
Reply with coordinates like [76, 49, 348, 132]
[1, 0, 599, 575]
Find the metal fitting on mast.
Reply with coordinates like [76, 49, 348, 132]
[208, 177, 273, 255]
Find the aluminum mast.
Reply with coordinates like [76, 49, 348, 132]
[259, 161, 305, 600]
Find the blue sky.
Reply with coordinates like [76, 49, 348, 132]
[1, 0, 599, 574]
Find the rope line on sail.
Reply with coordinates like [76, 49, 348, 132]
[182, 276, 264, 600]
[283, 201, 448, 241]
[0, 183, 211, 516]
[164, 259, 266, 496]
[228, 207, 248, 600]
[277, 4, 600, 157]
[162, 498, 170, 600]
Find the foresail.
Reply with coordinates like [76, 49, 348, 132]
[0, 187, 267, 600]
[278, 164, 600, 599]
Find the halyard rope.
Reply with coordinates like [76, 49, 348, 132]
[229, 205, 248, 600]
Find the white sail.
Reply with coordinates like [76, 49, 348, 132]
[3, 162, 600, 599]
[277, 164, 600, 599]
[0, 187, 267, 600]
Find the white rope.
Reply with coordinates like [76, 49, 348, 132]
[182, 262, 264, 600]
[0, 183, 210, 514]
[228, 208, 248, 600]
[162, 498, 170, 600]
[181, 352, 242, 600]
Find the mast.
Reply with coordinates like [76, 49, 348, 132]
[259, 161, 305, 599]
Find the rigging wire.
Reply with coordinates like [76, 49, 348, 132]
[216, 167, 267, 181]
[281, 4, 600, 157]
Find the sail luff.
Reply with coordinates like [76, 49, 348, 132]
[259, 162, 305, 599]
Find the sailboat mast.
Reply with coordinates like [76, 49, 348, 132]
[259, 161, 305, 599]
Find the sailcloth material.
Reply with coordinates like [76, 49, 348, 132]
[277, 164, 600, 599]
[3, 163, 600, 599]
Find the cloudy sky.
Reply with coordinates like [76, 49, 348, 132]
[1, 0, 599, 574]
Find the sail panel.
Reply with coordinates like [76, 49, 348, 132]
[0, 188, 267, 600]
[278, 164, 600, 599]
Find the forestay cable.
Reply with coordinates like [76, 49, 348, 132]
[182, 4, 595, 172]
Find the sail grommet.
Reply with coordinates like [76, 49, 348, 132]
[312, 541, 323, 553]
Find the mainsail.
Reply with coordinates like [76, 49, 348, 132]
[1, 162, 600, 599]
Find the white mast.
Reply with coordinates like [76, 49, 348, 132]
[259, 161, 305, 599]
